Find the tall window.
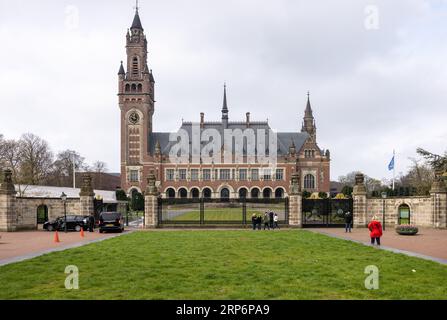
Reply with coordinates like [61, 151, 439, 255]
[132, 57, 139, 77]
[239, 169, 247, 181]
[275, 169, 284, 181]
[191, 169, 199, 181]
[166, 169, 175, 181]
[304, 174, 315, 189]
[179, 169, 187, 181]
[263, 169, 272, 181]
[220, 169, 231, 180]
[202, 169, 211, 181]
[251, 169, 259, 181]
[129, 170, 139, 182]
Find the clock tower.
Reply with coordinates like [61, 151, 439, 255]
[118, 6, 155, 191]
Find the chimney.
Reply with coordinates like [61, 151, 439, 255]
[200, 112, 205, 128]
[246, 112, 250, 128]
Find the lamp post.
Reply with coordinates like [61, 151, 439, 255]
[61, 192, 67, 233]
[381, 192, 387, 231]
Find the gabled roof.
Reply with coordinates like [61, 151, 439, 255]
[148, 123, 310, 158]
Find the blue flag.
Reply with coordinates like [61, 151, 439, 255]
[388, 156, 395, 171]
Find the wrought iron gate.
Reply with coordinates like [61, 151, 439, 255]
[302, 198, 353, 227]
[158, 197, 289, 226]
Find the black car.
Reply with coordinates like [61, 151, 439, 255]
[99, 212, 124, 233]
[43, 215, 89, 232]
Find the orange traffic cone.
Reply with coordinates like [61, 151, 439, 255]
[80, 227, 85, 238]
[54, 231, 60, 243]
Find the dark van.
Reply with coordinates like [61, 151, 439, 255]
[99, 212, 124, 233]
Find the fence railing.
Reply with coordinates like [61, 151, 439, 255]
[158, 197, 289, 226]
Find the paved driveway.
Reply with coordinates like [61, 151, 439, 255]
[0, 229, 130, 266]
[310, 227, 447, 261]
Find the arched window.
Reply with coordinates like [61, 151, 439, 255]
[203, 188, 212, 199]
[275, 188, 284, 199]
[220, 188, 230, 200]
[125, 84, 130, 92]
[137, 84, 143, 92]
[251, 188, 260, 199]
[179, 188, 188, 198]
[263, 188, 272, 199]
[398, 204, 411, 225]
[304, 174, 315, 189]
[131, 84, 137, 92]
[166, 188, 175, 199]
[238, 188, 248, 199]
[191, 188, 200, 199]
[132, 57, 139, 77]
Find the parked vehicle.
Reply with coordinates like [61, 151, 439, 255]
[99, 212, 124, 233]
[43, 215, 90, 232]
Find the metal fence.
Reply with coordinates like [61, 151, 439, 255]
[158, 197, 289, 226]
[302, 198, 353, 228]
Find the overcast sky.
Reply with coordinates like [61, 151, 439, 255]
[1, 0, 446, 182]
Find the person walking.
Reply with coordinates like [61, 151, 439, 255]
[257, 213, 262, 230]
[263, 212, 270, 230]
[251, 213, 257, 230]
[273, 213, 280, 229]
[269, 210, 274, 229]
[88, 214, 95, 232]
[368, 215, 383, 246]
[344, 211, 353, 233]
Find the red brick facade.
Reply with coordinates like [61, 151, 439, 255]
[118, 10, 330, 198]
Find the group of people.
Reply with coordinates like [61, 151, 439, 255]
[344, 211, 383, 246]
[251, 211, 280, 230]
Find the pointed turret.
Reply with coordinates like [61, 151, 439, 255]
[118, 61, 125, 75]
[301, 91, 317, 141]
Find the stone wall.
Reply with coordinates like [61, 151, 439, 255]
[15, 197, 80, 230]
[365, 197, 433, 227]
[352, 173, 447, 229]
[0, 171, 98, 232]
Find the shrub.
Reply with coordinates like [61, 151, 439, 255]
[395, 225, 419, 235]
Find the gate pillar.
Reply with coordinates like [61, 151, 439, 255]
[144, 173, 159, 228]
[352, 173, 368, 228]
[289, 173, 302, 228]
[0, 169, 18, 232]
[430, 171, 447, 229]
[79, 174, 95, 216]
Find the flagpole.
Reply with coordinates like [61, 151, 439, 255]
[392, 149, 395, 191]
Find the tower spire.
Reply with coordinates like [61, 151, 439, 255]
[131, 1, 144, 30]
[301, 92, 316, 140]
[222, 83, 228, 116]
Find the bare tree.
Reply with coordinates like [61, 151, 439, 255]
[49, 150, 85, 187]
[338, 171, 382, 193]
[92, 161, 108, 174]
[18, 133, 53, 185]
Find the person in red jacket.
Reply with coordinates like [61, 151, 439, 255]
[368, 215, 383, 246]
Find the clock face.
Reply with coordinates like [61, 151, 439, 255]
[129, 112, 140, 125]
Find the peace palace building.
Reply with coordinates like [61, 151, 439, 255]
[119, 9, 330, 199]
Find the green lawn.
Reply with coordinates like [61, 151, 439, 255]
[0, 230, 446, 300]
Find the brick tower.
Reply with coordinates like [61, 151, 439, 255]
[118, 6, 155, 190]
